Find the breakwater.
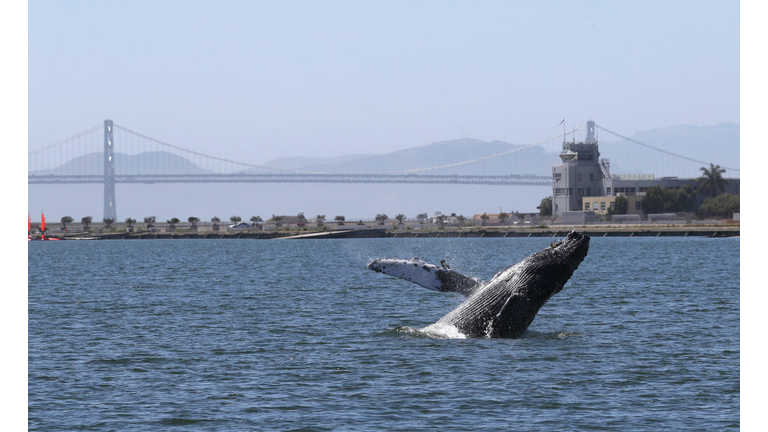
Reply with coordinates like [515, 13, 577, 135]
[50, 225, 739, 240]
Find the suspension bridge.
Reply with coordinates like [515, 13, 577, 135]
[28, 120, 739, 221]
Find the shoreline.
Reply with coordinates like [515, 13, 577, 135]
[36, 225, 740, 240]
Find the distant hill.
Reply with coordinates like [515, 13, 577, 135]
[265, 138, 555, 175]
[262, 155, 373, 170]
[31, 151, 212, 176]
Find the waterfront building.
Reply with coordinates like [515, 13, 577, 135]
[552, 120, 740, 217]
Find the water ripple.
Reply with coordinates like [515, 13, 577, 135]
[29, 237, 739, 431]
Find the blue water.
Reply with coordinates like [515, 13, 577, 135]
[28, 237, 740, 431]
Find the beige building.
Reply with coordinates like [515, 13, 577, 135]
[582, 195, 645, 216]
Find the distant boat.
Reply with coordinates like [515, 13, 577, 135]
[29, 212, 60, 241]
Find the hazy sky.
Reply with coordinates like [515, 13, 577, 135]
[28, 0, 740, 165]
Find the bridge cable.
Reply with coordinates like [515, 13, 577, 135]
[28, 124, 102, 155]
[595, 125, 739, 173]
[112, 123, 306, 174]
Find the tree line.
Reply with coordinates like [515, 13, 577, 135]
[47, 211, 486, 233]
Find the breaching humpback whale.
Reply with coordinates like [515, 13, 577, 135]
[367, 231, 590, 338]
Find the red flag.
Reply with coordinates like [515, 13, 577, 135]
[41, 213, 46, 232]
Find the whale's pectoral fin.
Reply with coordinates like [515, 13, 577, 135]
[367, 258, 483, 297]
[488, 293, 529, 338]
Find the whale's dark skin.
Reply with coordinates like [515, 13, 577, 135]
[368, 231, 590, 338]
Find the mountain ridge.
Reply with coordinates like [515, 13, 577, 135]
[261, 123, 740, 175]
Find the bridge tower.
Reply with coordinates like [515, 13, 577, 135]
[103, 119, 117, 222]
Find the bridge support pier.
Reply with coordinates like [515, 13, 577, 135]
[103, 119, 117, 222]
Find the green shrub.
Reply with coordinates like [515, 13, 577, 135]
[698, 193, 739, 219]
[642, 185, 696, 214]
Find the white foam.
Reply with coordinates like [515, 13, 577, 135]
[420, 322, 468, 339]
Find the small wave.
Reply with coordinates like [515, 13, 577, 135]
[158, 418, 217, 426]
[524, 330, 583, 340]
[86, 356, 168, 365]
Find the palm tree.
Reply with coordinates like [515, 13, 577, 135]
[334, 215, 345, 226]
[61, 216, 73, 231]
[230, 216, 242, 225]
[480, 212, 489, 226]
[188, 216, 200, 231]
[81, 216, 93, 231]
[375, 214, 389, 225]
[395, 214, 406, 225]
[144, 216, 156, 230]
[211, 216, 221, 231]
[696, 163, 728, 198]
[416, 213, 428, 224]
[498, 211, 509, 225]
[167, 218, 180, 230]
[251, 216, 264, 229]
[125, 217, 137, 232]
[103, 218, 114, 229]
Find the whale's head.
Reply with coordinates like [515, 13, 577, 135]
[554, 230, 590, 266]
[536, 230, 590, 296]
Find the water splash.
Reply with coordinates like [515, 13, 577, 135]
[395, 323, 468, 339]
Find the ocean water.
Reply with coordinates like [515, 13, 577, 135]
[28, 236, 740, 431]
